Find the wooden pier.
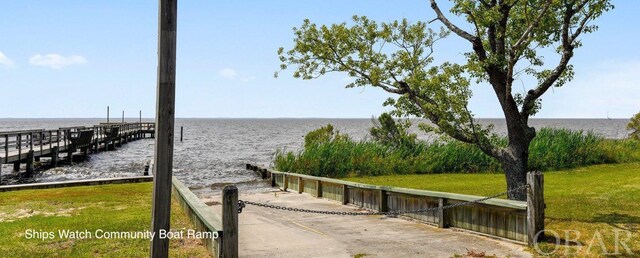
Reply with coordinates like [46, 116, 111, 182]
[0, 122, 155, 179]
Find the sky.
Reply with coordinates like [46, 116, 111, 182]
[0, 0, 638, 119]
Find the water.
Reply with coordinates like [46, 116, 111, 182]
[0, 118, 632, 194]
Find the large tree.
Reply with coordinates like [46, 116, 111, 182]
[277, 0, 612, 200]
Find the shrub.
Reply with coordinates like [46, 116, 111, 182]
[273, 126, 638, 178]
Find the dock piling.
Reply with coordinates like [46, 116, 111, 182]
[51, 146, 59, 167]
[26, 150, 34, 176]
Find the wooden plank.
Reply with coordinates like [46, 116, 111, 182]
[150, 0, 178, 256]
[0, 176, 153, 192]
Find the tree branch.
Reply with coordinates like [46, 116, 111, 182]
[429, 0, 477, 42]
[511, 0, 553, 52]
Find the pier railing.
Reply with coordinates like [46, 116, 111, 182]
[0, 122, 156, 176]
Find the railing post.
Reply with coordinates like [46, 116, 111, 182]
[378, 189, 388, 212]
[342, 184, 349, 205]
[270, 173, 276, 187]
[438, 198, 450, 228]
[316, 180, 323, 198]
[222, 185, 238, 258]
[297, 177, 303, 194]
[527, 171, 544, 246]
[282, 174, 288, 191]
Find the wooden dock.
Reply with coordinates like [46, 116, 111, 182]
[0, 122, 155, 179]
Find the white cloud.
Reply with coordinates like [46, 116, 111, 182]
[218, 68, 254, 82]
[219, 68, 238, 79]
[29, 54, 87, 69]
[0, 51, 15, 68]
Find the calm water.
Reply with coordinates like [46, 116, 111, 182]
[0, 118, 631, 194]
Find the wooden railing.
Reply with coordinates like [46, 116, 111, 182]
[171, 177, 239, 257]
[248, 165, 530, 244]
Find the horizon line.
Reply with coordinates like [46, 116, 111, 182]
[0, 117, 631, 120]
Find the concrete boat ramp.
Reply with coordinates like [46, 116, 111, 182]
[204, 190, 531, 258]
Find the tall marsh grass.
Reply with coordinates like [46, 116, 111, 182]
[273, 127, 639, 178]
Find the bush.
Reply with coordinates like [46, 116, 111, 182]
[273, 125, 639, 178]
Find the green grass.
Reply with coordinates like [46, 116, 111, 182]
[0, 183, 210, 257]
[345, 163, 640, 257]
[275, 127, 640, 178]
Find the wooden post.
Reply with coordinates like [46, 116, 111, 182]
[270, 173, 276, 187]
[13, 162, 20, 172]
[51, 146, 59, 167]
[180, 126, 183, 142]
[107, 106, 110, 123]
[67, 148, 74, 165]
[282, 175, 288, 191]
[527, 171, 544, 246]
[122, 111, 125, 123]
[342, 184, 349, 205]
[26, 150, 34, 176]
[378, 189, 388, 212]
[438, 198, 450, 228]
[316, 180, 323, 198]
[150, 0, 177, 257]
[222, 185, 239, 258]
[297, 177, 303, 194]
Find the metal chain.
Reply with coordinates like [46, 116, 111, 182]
[237, 184, 529, 215]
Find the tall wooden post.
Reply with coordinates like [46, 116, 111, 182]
[150, 0, 177, 257]
[527, 171, 544, 246]
[107, 106, 110, 123]
[222, 185, 239, 258]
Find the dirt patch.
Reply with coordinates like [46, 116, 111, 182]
[0, 207, 86, 222]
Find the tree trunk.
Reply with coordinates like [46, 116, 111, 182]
[500, 144, 529, 201]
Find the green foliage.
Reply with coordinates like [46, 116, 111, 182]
[369, 113, 417, 152]
[303, 124, 350, 148]
[628, 111, 640, 140]
[274, 127, 637, 178]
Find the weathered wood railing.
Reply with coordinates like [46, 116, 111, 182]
[247, 164, 532, 244]
[171, 177, 238, 257]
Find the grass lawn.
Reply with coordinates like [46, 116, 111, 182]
[0, 182, 211, 257]
[345, 162, 640, 257]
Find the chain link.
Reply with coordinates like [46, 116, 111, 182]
[237, 184, 529, 215]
